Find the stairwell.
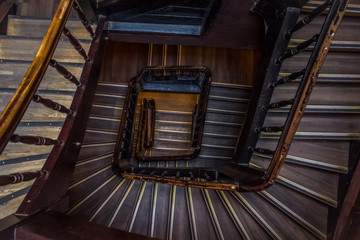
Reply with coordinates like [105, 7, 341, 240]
[0, 0, 359, 239]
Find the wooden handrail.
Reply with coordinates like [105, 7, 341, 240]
[238, 0, 350, 191]
[0, 0, 75, 154]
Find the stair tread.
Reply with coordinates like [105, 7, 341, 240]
[239, 192, 317, 240]
[257, 139, 349, 173]
[67, 175, 119, 218]
[68, 165, 114, 208]
[251, 157, 339, 206]
[0, 61, 83, 91]
[293, 15, 360, 42]
[0, 36, 90, 63]
[272, 83, 360, 106]
[262, 183, 328, 238]
[8, 15, 94, 40]
[264, 113, 360, 133]
[281, 51, 360, 75]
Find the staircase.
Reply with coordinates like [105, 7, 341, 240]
[0, 0, 360, 239]
[0, 1, 91, 218]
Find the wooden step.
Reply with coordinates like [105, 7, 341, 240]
[0, 61, 83, 91]
[105, 180, 143, 230]
[303, 1, 360, 17]
[1, 92, 73, 121]
[71, 153, 113, 184]
[77, 142, 116, 161]
[0, 36, 90, 63]
[264, 112, 360, 133]
[238, 192, 317, 240]
[281, 51, 360, 75]
[261, 183, 328, 239]
[67, 175, 119, 218]
[11, 0, 79, 18]
[7, 15, 94, 40]
[251, 158, 339, 207]
[292, 14, 360, 42]
[272, 83, 360, 106]
[67, 164, 114, 209]
[256, 139, 349, 173]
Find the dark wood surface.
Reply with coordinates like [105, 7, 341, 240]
[108, 0, 264, 50]
[15, 211, 157, 240]
[16, 16, 108, 215]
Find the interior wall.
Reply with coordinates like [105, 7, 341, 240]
[99, 41, 261, 86]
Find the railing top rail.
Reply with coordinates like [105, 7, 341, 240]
[0, 0, 75, 153]
[239, 0, 349, 191]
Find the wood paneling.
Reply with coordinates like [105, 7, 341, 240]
[100, 41, 261, 86]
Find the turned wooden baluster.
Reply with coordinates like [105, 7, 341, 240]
[251, 147, 275, 155]
[257, 126, 284, 133]
[281, 34, 319, 61]
[289, 0, 331, 34]
[63, 27, 90, 62]
[33, 94, 73, 115]
[0, 170, 47, 186]
[270, 69, 306, 88]
[263, 99, 294, 111]
[49, 59, 81, 86]
[73, 1, 95, 38]
[10, 134, 62, 146]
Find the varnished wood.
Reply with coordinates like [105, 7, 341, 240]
[16, 16, 107, 215]
[10, 134, 61, 146]
[0, 0, 75, 154]
[107, 0, 265, 49]
[0, 170, 46, 187]
[122, 173, 238, 191]
[14, 211, 156, 240]
[0, 2, 16, 35]
[32, 94, 73, 115]
[63, 26, 90, 62]
[238, 0, 351, 191]
[49, 59, 81, 86]
[73, 1, 95, 38]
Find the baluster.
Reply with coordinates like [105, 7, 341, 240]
[10, 134, 61, 146]
[263, 99, 294, 111]
[189, 172, 195, 180]
[161, 171, 167, 177]
[257, 126, 284, 133]
[0, 170, 47, 186]
[32, 94, 73, 115]
[63, 27, 90, 62]
[281, 34, 319, 61]
[73, 1, 95, 38]
[289, 1, 331, 34]
[49, 59, 81, 86]
[250, 147, 275, 155]
[270, 69, 306, 88]
[203, 172, 211, 181]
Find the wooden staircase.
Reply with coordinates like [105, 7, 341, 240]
[0, 0, 360, 239]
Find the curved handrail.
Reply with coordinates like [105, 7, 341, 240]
[238, 0, 350, 191]
[0, 0, 75, 153]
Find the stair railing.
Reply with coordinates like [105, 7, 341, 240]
[0, 0, 105, 214]
[117, 0, 350, 192]
[236, 0, 350, 191]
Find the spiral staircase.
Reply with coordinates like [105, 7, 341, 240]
[0, 0, 359, 239]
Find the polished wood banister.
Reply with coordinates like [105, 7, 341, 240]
[0, 0, 75, 154]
